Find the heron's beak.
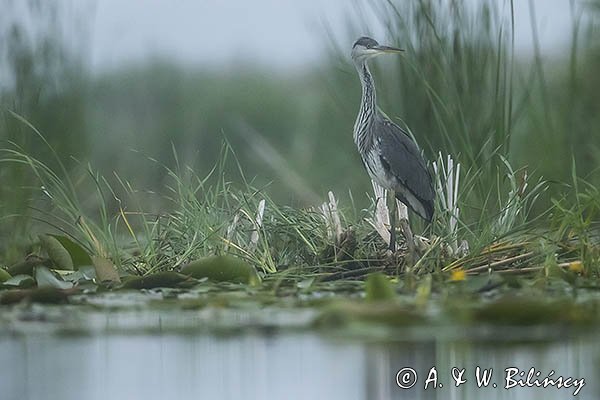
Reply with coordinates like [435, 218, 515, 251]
[374, 45, 404, 54]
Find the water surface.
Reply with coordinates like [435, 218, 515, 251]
[1, 306, 597, 400]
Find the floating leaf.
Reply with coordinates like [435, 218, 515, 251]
[0, 290, 29, 305]
[472, 297, 593, 325]
[314, 301, 424, 329]
[122, 271, 190, 289]
[7, 256, 47, 276]
[50, 235, 93, 269]
[297, 277, 315, 290]
[28, 287, 73, 304]
[3, 274, 36, 288]
[182, 255, 260, 285]
[39, 234, 74, 271]
[35, 266, 73, 289]
[415, 275, 432, 309]
[0, 287, 73, 305]
[365, 272, 396, 302]
[500, 275, 523, 289]
[63, 265, 96, 283]
[92, 256, 121, 284]
[0, 268, 11, 283]
[465, 274, 504, 293]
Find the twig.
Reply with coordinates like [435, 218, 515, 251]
[443, 241, 531, 271]
[467, 251, 535, 273]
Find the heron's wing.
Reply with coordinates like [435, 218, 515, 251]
[376, 116, 435, 205]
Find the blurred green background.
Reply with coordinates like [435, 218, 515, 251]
[1, 0, 599, 249]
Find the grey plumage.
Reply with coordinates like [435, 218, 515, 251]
[351, 36, 434, 222]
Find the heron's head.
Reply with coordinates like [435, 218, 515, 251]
[351, 36, 403, 63]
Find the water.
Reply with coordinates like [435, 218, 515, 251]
[1, 306, 598, 400]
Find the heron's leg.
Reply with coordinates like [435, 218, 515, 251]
[398, 208, 415, 267]
[388, 191, 397, 252]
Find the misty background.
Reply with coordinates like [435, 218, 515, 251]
[1, 0, 599, 217]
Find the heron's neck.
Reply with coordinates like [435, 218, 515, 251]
[354, 60, 377, 145]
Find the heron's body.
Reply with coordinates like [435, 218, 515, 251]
[351, 37, 434, 223]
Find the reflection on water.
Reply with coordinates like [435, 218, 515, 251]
[365, 339, 597, 400]
[1, 313, 598, 400]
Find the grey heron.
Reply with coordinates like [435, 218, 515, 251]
[351, 36, 434, 255]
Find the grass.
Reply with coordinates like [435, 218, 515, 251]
[0, 0, 599, 303]
[1, 114, 598, 281]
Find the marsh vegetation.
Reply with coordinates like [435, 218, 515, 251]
[0, 0, 599, 328]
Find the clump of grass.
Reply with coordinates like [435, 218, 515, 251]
[1, 115, 598, 285]
[0, 113, 119, 262]
[550, 164, 600, 275]
[0, 116, 345, 276]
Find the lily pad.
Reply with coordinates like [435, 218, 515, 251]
[472, 296, 594, 326]
[92, 256, 121, 284]
[0, 268, 11, 283]
[297, 277, 315, 290]
[181, 255, 260, 285]
[7, 256, 48, 276]
[50, 235, 93, 269]
[35, 266, 73, 289]
[314, 300, 425, 329]
[365, 272, 396, 302]
[39, 234, 74, 270]
[29, 287, 73, 304]
[3, 274, 36, 288]
[0, 287, 73, 305]
[0, 289, 29, 305]
[122, 271, 191, 289]
[63, 265, 97, 283]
